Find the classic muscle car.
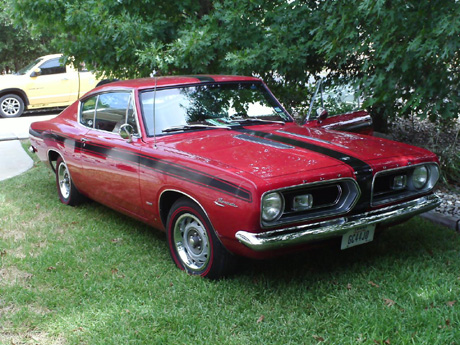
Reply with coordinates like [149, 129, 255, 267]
[29, 76, 441, 278]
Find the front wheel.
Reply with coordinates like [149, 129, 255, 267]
[0, 94, 25, 118]
[166, 198, 237, 279]
[55, 157, 84, 206]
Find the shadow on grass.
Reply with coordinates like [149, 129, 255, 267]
[66, 198, 458, 287]
[233, 217, 458, 286]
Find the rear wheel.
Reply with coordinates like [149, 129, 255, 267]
[0, 94, 24, 118]
[55, 157, 84, 206]
[167, 198, 237, 279]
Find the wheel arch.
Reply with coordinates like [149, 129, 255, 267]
[0, 88, 29, 106]
[159, 189, 210, 229]
[47, 149, 62, 173]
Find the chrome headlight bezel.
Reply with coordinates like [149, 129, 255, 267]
[261, 192, 284, 223]
[260, 178, 360, 228]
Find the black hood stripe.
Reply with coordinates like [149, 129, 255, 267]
[237, 129, 373, 210]
[44, 132, 252, 202]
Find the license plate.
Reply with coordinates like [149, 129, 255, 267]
[341, 225, 375, 250]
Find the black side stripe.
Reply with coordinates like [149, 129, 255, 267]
[45, 133, 252, 202]
[238, 129, 373, 211]
[136, 154, 252, 202]
[29, 128, 44, 138]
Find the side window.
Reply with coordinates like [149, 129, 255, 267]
[39, 58, 67, 75]
[95, 92, 131, 133]
[80, 97, 97, 128]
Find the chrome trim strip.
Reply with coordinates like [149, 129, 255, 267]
[47, 148, 62, 172]
[236, 194, 441, 251]
[159, 189, 212, 225]
[322, 115, 372, 129]
[78, 90, 142, 138]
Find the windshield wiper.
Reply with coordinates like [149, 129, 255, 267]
[162, 124, 230, 133]
[231, 118, 285, 125]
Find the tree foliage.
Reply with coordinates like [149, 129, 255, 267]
[0, 0, 55, 71]
[313, 0, 460, 126]
[10, 0, 460, 126]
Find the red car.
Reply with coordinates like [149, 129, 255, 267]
[29, 76, 441, 278]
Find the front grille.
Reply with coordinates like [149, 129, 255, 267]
[371, 163, 440, 207]
[261, 178, 360, 228]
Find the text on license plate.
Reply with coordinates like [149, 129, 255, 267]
[341, 225, 375, 250]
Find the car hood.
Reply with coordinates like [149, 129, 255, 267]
[0, 74, 26, 87]
[157, 124, 435, 181]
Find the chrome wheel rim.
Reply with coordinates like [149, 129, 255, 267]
[57, 162, 71, 199]
[173, 213, 210, 272]
[1, 97, 20, 116]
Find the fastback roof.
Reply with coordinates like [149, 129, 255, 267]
[95, 75, 261, 93]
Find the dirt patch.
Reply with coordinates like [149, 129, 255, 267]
[1, 246, 26, 259]
[0, 266, 33, 287]
[0, 331, 66, 345]
[0, 302, 59, 344]
[0, 304, 19, 318]
[1, 226, 27, 241]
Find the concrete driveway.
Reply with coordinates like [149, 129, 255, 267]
[0, 112, 59, 181]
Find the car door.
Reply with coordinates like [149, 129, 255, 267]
[26, 57, 77, 106]
[77, 91, 146, 219]
[303, 79, 373, 135]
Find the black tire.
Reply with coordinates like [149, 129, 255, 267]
[166, 198, 237, 279]
[55, 157, 84, 206]
[0, 94, 25, 118]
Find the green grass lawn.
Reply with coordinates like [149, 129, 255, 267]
[0, 143, 459, 345]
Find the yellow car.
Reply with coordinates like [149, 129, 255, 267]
[0, 54, 104, 118]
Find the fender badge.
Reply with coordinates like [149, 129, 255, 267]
[214, 198, 238, 208]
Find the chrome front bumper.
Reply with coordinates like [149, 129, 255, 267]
[235, 194, 441, 251]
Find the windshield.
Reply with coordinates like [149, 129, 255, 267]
[16, 58, 44, 75]
[140, 82, 292, 136]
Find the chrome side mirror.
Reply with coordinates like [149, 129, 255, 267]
[119, 123, 134, 142]
[316, 107, 329, 123]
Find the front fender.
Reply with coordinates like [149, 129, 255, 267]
[0, 88, 30, 106]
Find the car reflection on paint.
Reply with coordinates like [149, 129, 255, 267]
[29, 76, 441, 278]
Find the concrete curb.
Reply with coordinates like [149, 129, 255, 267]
[420, 210, 460, 232]
[0, 140, 34, 181]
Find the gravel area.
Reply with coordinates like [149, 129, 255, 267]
[434, 185, 460, 219]
[388, 117, 460, 220]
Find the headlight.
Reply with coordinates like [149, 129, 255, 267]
[261, 192, 284, 222]
[412, 166, 429, 189]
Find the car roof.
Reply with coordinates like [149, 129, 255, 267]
[38, 54, 63, 60]
[93, 75, 262, 93]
